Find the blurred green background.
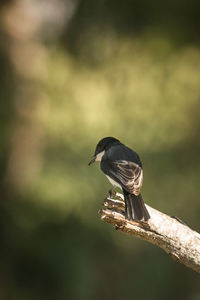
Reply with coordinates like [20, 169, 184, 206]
[0, 0, 200, 299]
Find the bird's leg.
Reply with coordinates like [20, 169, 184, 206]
[108, 188, 116, 198]
[108, 189, 113, 198]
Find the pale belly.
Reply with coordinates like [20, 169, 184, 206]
[106, 175, 122, 189]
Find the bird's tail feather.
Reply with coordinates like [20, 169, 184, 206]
[123, 189, 150, 221]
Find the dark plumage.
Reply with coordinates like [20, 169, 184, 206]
[88, 137, 150, 222]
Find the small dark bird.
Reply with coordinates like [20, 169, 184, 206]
[88, 137, 150, 221]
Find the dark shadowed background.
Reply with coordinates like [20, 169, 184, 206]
[0, 0, 200, 299]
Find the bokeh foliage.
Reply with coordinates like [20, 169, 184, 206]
[0, 0, 200, 299]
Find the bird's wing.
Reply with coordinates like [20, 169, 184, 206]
[106, 160, 143, 195]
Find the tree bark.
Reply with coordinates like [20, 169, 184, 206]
[99, 193, 200, 274]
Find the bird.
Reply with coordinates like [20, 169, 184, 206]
[88, 137, 150, 222]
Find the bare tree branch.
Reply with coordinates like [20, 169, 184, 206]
[99, 193, 200, 273]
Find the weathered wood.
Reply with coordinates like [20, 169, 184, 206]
[99, 193, 200, 273]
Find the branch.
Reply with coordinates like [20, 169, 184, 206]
[99, 193, 200, 273]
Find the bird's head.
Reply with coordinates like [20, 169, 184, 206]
[88, 137, 120, 165]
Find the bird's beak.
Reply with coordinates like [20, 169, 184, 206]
[88, 156, 96, 166]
